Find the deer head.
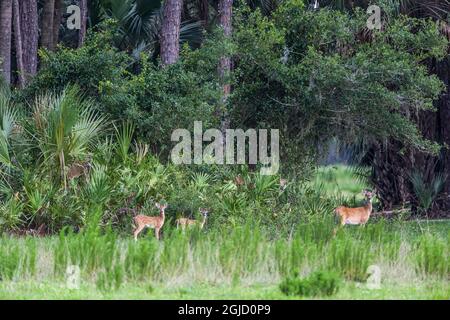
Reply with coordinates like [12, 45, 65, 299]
[199, 208, 209, 218]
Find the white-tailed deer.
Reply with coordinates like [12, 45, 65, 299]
[176, 208, 209, 230]
[334, 190, 374, 232]
[133, 203, 167, 241]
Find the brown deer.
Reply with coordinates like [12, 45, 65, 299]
[67, 157, 93, 182]
[133, 203, 167, 241]
[176, 208, 209, 230]
[334, 190, 375, 234]
[234, 175, 245, 187]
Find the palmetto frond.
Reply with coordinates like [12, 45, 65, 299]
[398, 0, 450, 20]
[30, 87, 106, 187]
[0, 85, 17, 168]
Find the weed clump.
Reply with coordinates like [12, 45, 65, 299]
[279, 270, 341, 297]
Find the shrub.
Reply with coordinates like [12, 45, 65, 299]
[21, 27, 130, 104]
[106, 56, 220, 154]
[279, 270, 341, 297]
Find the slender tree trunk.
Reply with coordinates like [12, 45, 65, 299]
[200, 0, 209, 26]
[160, 0, 183, 66]
[12, 0, 25, 88]
[0, 0, 13, 84]
[436, 56, 450, 211]
[217, 0, 233, 132]
[78, 0, 88, 47]
[52, 0, 63, 49]
[41, 0, 55, 50]
[20, 0, 39, 83]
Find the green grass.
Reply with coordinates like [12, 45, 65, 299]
[0, 220, 448, 300]
[1, 278, 448, 300]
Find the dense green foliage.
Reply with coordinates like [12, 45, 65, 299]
[231, 2, 447, 168]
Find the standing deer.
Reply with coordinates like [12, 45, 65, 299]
[133, 203, 167, 241]
[334, 190, 375, 233]
[176, 208, 209, 230]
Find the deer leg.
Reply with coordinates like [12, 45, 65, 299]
[134, 225, 145, 241]
[155, 227, 160, 240]
[332, 227, 338, 237]
[333, 216, 346, 236]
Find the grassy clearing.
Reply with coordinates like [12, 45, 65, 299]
[1, 280, 449, 300]
[308, 165, 370, 198]
[0, 220, 448, 300]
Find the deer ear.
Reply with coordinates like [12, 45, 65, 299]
[155, 203, 160, 208]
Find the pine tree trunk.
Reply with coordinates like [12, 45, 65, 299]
[217, 0, 233, 132]
[0, 0, 13, 84]
[20, 0, 39, 83]
[160, 0, 183, 66]
[78, 0, 88, 47]
[52, 0, 63, 49]
[12, 0, 25, 88]
[41, 0, 55, 50]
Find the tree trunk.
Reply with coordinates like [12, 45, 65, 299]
[0, 0, 13, 84]
[52, 0, 63, 49]
[371, 141, 411, 210]
[20, 0, 39, 83]
[160, 0, 183, 66]
[217, 0, 233, 132]
[12, 0, 25, 88]
[41, 0, 55, 50]
[435, 56, 450, 210]
[78, 0, 88, 47]
[200, 0, 209, 26]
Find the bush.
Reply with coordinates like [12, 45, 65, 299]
[279, 270, 341, 297]
[21, 26, 130, 105]
[99, 43, 222, 154]
[232, 1, 446, 171]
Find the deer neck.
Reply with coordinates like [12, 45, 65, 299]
[200, 216, 207, 228]
[159, 209, 165, 221]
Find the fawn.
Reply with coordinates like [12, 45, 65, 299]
[176, 208, 209, 230]
[133, 202, 167, 241]
[334, 190, 374, 231]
